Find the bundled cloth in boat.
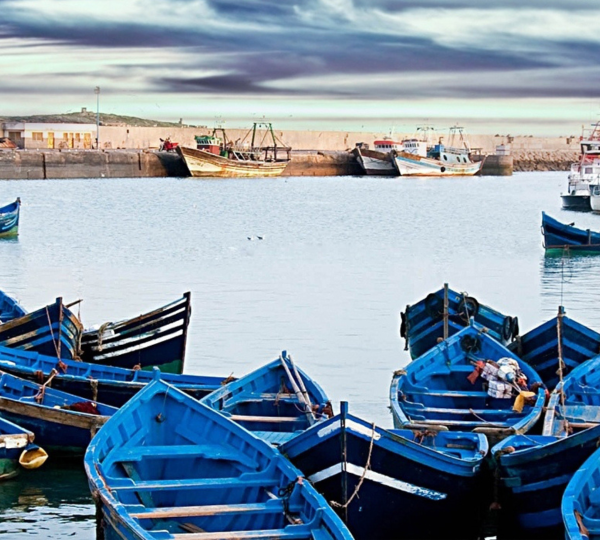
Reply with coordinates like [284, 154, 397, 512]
[400, 284, 518, 360]
[85, 370, 353, 540]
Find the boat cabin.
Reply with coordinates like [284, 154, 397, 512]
[373, 140, 403, 152]
[194, 135, 223, 156]
[402, 138, 428, 157]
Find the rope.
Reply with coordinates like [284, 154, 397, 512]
[34, 369, 58, 403]
[90, 379, 98, 402]
[557, 309, 568, 432]
[96, 322, 112, 352]
[331, 423, 376, 509]
[45, 307, 61, 360]
[278, 477, 304, 524]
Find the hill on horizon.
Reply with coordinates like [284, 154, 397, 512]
[0, 111, 194, 128]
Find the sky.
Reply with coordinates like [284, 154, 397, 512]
[1, 0, 600, 135]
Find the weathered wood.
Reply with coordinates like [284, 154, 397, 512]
[0, 397, 108, 430]
[172, 529, 309, 540]
[131, 502, 283, 519]
[230, 415, 299, 423]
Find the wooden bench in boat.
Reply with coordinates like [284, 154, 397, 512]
[110, 476, 280, 491]
[403, 405, 521, 415]
[130, 501, 285, 519]
[403, 390, 491, 398]
[229, 415, 302, 423]
[172, 529, 318, 540]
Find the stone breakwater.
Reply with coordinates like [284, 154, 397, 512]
[511, 150, 579, 172]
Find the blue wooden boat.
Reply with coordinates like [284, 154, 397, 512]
[542, 212, 600, 252]
[493, 424, 600, 539]
[543, 354, 600, 437]
[563, 446, 600, 540]
[0, 297, 83, 360]
[0, 370, 116, 454]
[508, 306, 600, 390]
[0, 416, 48, 480]
[400, 283, 518, 360]
[390, 323, 545, 443]
[80, 292, 191, 374]
[85, 371, 353, 540]
[201, 351, 332, 445]
[281, 402, 488, 540]
[0, 290, 27, 323]
[0, 198, 20, 238]
[0, 345, 230, 407]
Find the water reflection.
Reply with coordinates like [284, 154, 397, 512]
[541, 251, 600, 328]
[0, 462, 94, 538]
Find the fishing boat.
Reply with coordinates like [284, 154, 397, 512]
[0, 345, 229, 407]
[0, 290, 27, 323]
[79, 292, 191, 373]
[561, 122, 600, 211]
[0, 416, 48, 480]
[0, 297, 83, 360]
[400, 283, 518, 360]
[508, 306, 600, 390]
[562, 445, 600, 540]
[543, 354, 600, 438]
[281, 402, 488, 540]
[201, 351, 331, 446]
[178, 123, 291, 178]
[390, 323, 545, 444]
[493, 425, 600, 540]
[351, 139, 402, 176]
[0, 198, 21, 238]
[541, 212, 600, 251]
[0, 370, 116, 454]
[85, 371, 353, 540]
[392, 126, 483, 177]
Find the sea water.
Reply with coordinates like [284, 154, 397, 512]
[0, 171, 598, 538]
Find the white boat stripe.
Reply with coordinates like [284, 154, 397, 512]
[317, 419, 381, 441]
[92, 329, 184, 360]
[308, 463, 446, 500]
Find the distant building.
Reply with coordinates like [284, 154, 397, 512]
[1, 122, 96, 149]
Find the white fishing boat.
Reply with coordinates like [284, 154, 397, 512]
[352, 138, 403, 175]
[392, 126, 483, 177]
[178, 123, 291, 178]
[562, 122, 600, 211]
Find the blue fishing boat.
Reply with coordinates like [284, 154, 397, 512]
[80, 292, 191, 374]
[390, 323, 545, 443]
[0, 416, 48, 480]
[400, 283, 518, 360]
[85, 371, 353, 540]
[508, 306, 600, 390]
[281, 402, 488, 540]
[543, 354, 600, 437]
[0, 345, 230, 407]
[0, 198, 20, 238]
[201, 351, 332, 445]
[0, 371, 116, 454]
[0, 297, 83, 360]
[0, 290, 27, 323]
[563, 446, 600, 540]
[493, 424, 600, 540]
[542, 212, 600, 252]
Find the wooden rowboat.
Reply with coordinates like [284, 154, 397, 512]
[80, 292, 192, 374]
[0, 198, 20, 238]
[201, 351, 332, 446]
[281, 402, 488, 540]
[0, 289, 27, 323]
[542, 212, 600, 252]
[0, 345, 229, 407]
[85, 371, 353, 540]
[391, 323, 545, 444]
[0, 370, 116, 454]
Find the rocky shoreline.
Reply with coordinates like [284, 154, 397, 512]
[512, 150, 578, 172]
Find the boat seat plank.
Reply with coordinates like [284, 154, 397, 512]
[111, 444, 255, 465]
[172, 528, 311, 540]
[130, 501, 284, 519]
[253, 432, 298, 445]
[404, 390, 490, 398]
[230, 415, 301, 423]
[111, 476, 279, 491]
[404, 406, 520, 415]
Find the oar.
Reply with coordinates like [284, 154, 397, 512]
[287, 353, 313, 411]
[279, 353, 315, 425]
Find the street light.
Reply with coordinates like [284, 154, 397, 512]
[94, 86, 100, 150]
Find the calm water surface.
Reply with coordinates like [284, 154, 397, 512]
[0, 171, 598, 537]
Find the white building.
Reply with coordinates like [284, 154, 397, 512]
[1, 122, 96, 149]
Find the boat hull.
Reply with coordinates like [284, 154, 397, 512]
[352, 148, 396, 176]
[178, 146, 289, 178]
[561, 194, 591, 211]
[0, 290, 27, 324]
[0, 199, 20, 238]
[393, 153, 483, 176]
[282, 412, 487, 540]
[542, 212, 600, 251]
[80, 293, 191, 374]
[493, 427, 600, 540]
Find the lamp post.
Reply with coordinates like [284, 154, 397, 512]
[94, 86, 100, 150]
